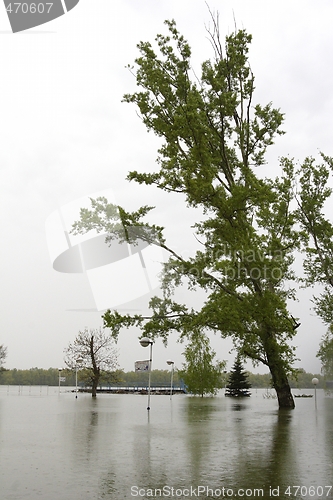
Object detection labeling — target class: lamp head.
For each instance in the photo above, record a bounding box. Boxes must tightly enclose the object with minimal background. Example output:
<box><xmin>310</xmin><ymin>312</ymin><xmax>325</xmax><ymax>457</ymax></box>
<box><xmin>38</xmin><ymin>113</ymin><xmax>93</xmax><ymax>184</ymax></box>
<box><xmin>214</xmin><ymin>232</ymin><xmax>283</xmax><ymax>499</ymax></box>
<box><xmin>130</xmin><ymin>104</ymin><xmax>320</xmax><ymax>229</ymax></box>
<box><xmin>139</xmin><ymin>337</ymin><xmax>152</xmax><ymax>348</ymax></box>
<box><xmin>166</xmin><ymin>360</ymin><xmax>174</xmax><ymax>366</ymax></box>
<box><xmin>312</xmin><ymin>377</ymin><xmax>319</xmax><ymax>386</ymax></box>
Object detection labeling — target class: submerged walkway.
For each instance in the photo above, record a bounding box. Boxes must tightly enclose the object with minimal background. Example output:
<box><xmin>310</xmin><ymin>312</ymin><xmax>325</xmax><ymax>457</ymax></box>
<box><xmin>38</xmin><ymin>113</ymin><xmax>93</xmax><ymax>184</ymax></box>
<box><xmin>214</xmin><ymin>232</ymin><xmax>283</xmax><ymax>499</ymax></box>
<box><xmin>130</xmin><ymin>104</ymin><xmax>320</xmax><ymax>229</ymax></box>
<box><xmin>78</xmin><ymin>386</ymin><xmax>186</xmax><ymax>395</ymax></box>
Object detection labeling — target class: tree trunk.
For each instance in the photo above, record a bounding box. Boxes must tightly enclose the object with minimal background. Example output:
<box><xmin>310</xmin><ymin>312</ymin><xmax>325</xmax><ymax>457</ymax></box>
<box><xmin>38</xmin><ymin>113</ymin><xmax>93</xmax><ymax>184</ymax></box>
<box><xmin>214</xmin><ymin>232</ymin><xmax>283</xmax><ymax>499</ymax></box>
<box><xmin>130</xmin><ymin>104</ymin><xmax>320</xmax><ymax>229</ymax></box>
<box><xmin>273</xmin><ymin>380</ymin><xmax>295</xmax><ymax>409</ymax></box>
<box><xmin>91</xmin><ymin>378</ymin><xmax>98</xmax><ymax>398</ymax></box>
<box><xmin>265</xmin><ymin>338</ymin><xmax>295</xmax><ymax>409</ymax></box>
<box><xmin>269</xmin><ymin>368</ymin><xmax>295</xmax><ymax>409</ymax></box>
<box><xmin>90</xmin><ymin>335</ymin><xmax>100</xmax><ymax>398</ymax></box>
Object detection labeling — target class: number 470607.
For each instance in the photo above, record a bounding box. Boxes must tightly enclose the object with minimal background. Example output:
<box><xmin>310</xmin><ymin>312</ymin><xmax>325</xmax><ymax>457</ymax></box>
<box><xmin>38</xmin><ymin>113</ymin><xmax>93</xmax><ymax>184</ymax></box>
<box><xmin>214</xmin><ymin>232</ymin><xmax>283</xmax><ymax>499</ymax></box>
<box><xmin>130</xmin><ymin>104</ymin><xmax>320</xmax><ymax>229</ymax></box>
<box><xmin>284</xmin><ymin>485</ymin><xmax>332</xmax><ymax>497</ymax></box>
<box><xmin>6</xmin><ymin>3</ymin><xmax>53</xmax><ymax>14</ymax></box>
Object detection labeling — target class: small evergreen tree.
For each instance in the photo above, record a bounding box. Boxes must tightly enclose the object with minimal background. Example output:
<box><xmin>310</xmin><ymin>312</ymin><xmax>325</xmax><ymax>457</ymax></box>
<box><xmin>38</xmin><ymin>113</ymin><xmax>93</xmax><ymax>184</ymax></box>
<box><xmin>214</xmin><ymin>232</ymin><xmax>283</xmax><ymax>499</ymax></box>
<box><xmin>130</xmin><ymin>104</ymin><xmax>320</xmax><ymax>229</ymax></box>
<box><xmin>225</xmin><ymin>356</ymin><xmax>251</xmax><ymax>397</ymax></box>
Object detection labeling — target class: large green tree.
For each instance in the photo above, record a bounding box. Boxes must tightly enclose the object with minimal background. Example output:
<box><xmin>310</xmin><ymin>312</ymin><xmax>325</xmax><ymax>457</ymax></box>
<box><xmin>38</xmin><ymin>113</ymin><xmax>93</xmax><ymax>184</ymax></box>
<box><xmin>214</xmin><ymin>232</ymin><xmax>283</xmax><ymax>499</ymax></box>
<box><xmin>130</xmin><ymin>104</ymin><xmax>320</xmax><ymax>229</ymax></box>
<box><xmin>73</xmin><ymin>20</ymin><xmax>302</xmax><ymax>408</ymax></box>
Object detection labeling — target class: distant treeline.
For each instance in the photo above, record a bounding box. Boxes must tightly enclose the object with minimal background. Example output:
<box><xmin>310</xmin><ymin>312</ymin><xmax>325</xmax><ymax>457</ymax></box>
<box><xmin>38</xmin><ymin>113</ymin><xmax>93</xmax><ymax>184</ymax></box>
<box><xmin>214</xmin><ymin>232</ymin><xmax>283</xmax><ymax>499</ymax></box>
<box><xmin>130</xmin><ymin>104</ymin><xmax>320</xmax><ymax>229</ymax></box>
<box><xmin>0</xmin><ymin>367</ymin><xmax>326</xmax><ymax>388</ymax></box>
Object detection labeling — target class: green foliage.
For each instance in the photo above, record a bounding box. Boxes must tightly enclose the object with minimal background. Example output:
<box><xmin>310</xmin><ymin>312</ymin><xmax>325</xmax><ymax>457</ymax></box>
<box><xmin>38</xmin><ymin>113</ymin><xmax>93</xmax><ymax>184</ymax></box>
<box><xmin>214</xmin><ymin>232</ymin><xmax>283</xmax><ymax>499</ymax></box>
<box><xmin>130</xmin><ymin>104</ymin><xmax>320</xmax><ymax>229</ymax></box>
<box><xmin>225</xmin><ymin>356</ymin><xmax>251</xmax><ymax>397</ymax></box>
<box><xmin>316</xmin><ymin>326</ymin><xmax>333</xmax><ymax>379</ymax></box>
<box><xmin>246</xmin><ymin>372</ymin><xmax>272</xmax><ymax>388</ymax></box>
<box><xmin>288</xmin><ymin>369</ymin><xmax>325</xmax><ymax>388</ymax></box>
<box><xmin>0</xmin><ymin>367</ymin><xmax>75</xmax><ymax>386</ymax></box>
<box><xmin>178</xmin><ymin>332</ymin><xmax>225</xmax><ymax>397</ymax></box>
<box><xmin>72</xmin><ymin>18</ymin><xmax>305</xmax><ymax>408</ymax></box>
<box><xmin>296</xmin><ymin>153</ymin><xmax>333</xmax><ymax>323</ymax></box>
<box><xmin>0</xmin><ymin>367</ymin><xmax>182</xmax><ymax>388</ymax></box>
<box><xmin>119</xmin><ymin>369</ymin><xmax>181</xmax><ymax>387</ymax></box>
<box><xmin>0</xmin><ymin>365</ymin><xmax>185</xmax><ymax>388</ymax></box>
<box><xmin>0</xmin><ymin>367</ymin><xmax>325</xmax><ymax>388</ymax></box>
<box><xmin>295</xmin><ymin>154</ymin><xmax>333</xmax><ymax>377</ymax></box>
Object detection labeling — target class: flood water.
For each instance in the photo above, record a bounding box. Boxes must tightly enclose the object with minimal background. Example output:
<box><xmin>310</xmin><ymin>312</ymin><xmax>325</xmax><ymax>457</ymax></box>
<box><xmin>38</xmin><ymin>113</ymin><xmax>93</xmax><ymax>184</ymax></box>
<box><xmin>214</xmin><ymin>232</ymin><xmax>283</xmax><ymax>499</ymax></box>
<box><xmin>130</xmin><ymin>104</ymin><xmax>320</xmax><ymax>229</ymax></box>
<box><xmin>0</xmin><ymin>386</ymin><xmax>332</xmax><ymax>500</ymax></box>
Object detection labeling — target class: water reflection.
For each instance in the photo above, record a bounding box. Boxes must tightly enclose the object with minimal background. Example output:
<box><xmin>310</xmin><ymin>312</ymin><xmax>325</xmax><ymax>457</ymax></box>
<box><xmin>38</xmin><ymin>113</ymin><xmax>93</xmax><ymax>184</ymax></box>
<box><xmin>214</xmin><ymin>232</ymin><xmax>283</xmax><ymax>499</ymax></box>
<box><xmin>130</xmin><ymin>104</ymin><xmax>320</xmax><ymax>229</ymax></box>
<box><xmin>60</xmin><ymin>395</ymin><xmax>120</xmax><ymax>470</ymax></box>
<box><xmin>0</xmin><ymin>389</ymin><xmax>332</xmax><ymax>500</ymax></box>
<box><xmin>182</xmin><ymin>397</ymin><xmax>220</xmax><ymax>483</ymax></box>
<box><xmin>324</xmin><ymin>396</ymin><xmax>333</xmax><ymax>466</ymax></box>
<box><xmin>231</xmin><ymin>402</ymin><xmax>246</xmax><ymax>411</ymax></box>
<box><xmin>232</xmin><ymin>409</ymin><xmax>298</xmax><ymax>493</ymax></box>
<box><xmin>66</xmin><ymin>398</ymin><xmax>99</xmax><ymax>463</ymax></box>
<box><xmin>180</xmin><ymin>396</ymin><xmax>302</xmax><ymax>496</ymax></box>
<box><xmin>100</xmin><ymin>398</ymin><xmax>179</xmax><ymax>498</ymax></box>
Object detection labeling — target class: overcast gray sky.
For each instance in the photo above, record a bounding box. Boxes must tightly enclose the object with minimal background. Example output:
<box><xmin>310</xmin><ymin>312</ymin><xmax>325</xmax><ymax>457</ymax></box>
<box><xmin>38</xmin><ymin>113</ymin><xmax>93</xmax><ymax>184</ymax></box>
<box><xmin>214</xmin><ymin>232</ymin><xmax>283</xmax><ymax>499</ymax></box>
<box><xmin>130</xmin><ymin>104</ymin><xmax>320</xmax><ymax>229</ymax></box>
<box><xmin>1</xmin><ymin>0</ymin><xmax>332</xmax><ymax>374</ymax></box>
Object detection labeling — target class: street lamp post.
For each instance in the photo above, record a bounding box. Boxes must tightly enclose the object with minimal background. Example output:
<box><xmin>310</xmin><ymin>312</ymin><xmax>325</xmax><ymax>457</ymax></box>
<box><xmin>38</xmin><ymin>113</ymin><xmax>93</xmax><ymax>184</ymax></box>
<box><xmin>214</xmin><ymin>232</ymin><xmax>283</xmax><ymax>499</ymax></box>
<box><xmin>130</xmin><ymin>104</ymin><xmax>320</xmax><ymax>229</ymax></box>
<box><xmin>312</xmin><ymin>377</ymin><xmax>319</xmax><ymax>409</ymax></box>
<box><xmin>223</xmin><ymin>370</ymin><xmax>228</xmax><ymax>391</ymax></box>
<box><xmin>58</xmin><ymin>368</ymin><xmax>62</xmax><ymax>394</ymax></box>
<box><xmin>166</xmin><ymin>360</ymin><xmax>174</xmax><ymax>400</ymax></box>
<box><xmin>139</xmin><ymin>337</ymin><xmax>153</xmax><ymax>411</ymax></box>
<box><xmin>75</xmin><ymin>358</ymin><xmax>83</xmax><ymax>399</ymax></box>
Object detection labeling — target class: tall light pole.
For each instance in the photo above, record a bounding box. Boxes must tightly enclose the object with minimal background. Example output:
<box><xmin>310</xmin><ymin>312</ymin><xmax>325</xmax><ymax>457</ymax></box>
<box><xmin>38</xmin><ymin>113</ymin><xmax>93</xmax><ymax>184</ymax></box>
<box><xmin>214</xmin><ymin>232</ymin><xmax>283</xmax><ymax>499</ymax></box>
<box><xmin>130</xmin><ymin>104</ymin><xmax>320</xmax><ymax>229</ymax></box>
<box><xmin>312</xmin><ymin>377</ymin><xmax>319</xmax><ymax>409</ymax></box>
<box><xmin>58</xmin><ymin>368</ymin><xmax>62</xmax><ymax>395</ymax></box>
<box><xmin>166</xmin><ymin>360</ymin><xmax>174</xmax><ymax>400</ymax></box>
<box><xmin>140</xmin><ymin>337</ymin><xmax>153</xmax><ymax>411</ymax></box>
<box><xmin>75</xmin><ymin>358</ymin><xmax>83</xmax><ymax>399</ymax></box>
